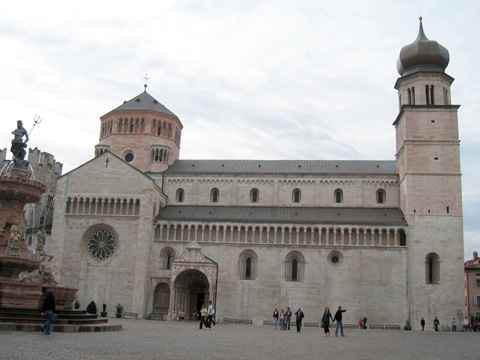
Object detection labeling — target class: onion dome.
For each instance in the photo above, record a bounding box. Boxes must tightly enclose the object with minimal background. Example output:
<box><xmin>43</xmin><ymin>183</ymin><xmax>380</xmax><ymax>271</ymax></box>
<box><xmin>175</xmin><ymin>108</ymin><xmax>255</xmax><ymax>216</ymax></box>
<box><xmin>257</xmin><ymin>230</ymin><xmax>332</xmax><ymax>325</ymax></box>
<box><xmin>397</xmin><ymin>17</ymin><xmax>449</xmax><ymax>76</ymax></box>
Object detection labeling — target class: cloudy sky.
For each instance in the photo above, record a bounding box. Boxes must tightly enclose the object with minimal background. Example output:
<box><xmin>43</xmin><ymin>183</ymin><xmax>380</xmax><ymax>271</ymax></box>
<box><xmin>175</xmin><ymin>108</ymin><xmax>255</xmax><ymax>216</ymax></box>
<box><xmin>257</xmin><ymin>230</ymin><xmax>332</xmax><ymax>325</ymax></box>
<box><xmin>0</xmin><ymin>1</ymin><xmax>478</xmax><ymax>258</ymax></box>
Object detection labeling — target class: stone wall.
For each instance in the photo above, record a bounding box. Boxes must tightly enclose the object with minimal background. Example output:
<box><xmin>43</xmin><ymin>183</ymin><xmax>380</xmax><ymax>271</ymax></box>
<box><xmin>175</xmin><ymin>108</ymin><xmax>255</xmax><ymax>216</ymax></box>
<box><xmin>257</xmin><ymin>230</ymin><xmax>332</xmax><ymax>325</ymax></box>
<box><xmin>163</xmin><ymin>175</ymin><xmax>400</xmax><ymax>208</ymax></box>
<box><xmin>149</xmin><ymin>240</ymin><xmax>408</xmax><ymax>326</ymax></box>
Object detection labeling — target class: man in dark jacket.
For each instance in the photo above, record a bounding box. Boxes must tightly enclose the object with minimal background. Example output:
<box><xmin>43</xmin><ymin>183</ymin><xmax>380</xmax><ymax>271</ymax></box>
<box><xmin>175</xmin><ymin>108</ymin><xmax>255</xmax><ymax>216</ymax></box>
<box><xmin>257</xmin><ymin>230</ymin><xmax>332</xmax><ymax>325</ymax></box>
<box><xmin>334</xmin><ymin>306</ymin><xmax>347</xmax><ymax>337</ymax></box>
<box><xmin>295</xmin><ymin>308</ymin><xmax>305</xmax><ymax>333</ymax></box>
<box><xmin>40</xmin><ymin>289</ymin><xmax>56</xmax><ymax>335</ymax></box>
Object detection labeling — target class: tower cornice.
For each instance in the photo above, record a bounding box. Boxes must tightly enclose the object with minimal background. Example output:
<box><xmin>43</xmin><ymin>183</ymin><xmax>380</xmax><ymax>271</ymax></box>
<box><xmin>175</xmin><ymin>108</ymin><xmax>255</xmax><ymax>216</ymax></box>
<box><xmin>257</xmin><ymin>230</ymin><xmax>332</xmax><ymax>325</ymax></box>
<box><xmin>393</xmin><ymin>104</ymin><xmax>461</xmax><ymax>126</ymax></box>
<box><xmin>394</xmin><ymin>71</ymin><xmax>454</xmax><ymax>90</ymax></box>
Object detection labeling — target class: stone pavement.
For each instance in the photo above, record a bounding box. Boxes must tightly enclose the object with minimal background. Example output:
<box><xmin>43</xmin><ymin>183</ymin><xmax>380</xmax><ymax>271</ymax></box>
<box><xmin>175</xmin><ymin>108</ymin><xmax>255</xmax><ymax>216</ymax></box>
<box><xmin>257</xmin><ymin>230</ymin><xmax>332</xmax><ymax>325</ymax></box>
<box><xmin>1</xmin><ymin>319</ymin><xmax>479</xmax><ymax>360</ymax></box>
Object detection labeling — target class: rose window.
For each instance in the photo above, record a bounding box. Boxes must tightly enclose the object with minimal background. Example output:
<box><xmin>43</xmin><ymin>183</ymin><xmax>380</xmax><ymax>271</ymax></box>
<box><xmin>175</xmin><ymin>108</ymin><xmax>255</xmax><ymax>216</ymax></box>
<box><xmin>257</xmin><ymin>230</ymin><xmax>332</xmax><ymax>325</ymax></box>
<box><xmin>88</xmin><ymin>229</ymin><xmax>116</xmax><ymax>260</ymax></box>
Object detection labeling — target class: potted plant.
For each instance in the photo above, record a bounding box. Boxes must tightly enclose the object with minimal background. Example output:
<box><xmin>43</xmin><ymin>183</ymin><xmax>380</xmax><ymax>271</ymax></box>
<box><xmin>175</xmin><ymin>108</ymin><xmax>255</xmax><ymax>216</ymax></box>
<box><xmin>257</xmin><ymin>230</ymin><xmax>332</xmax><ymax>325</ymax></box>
<box><xmin>116</xmin><ymin>304</ymin><xmax>124</xmax><ymax>318</ymax></box>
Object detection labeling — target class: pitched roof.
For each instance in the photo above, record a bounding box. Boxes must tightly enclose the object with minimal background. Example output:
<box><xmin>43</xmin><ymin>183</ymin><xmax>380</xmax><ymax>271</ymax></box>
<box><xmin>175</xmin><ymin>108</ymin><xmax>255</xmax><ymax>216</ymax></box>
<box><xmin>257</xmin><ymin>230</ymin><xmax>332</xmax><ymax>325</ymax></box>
<box><xmin>164</xmin><ymin>160</ymin><xmax>397</xmax><ymax>176</ymax></box>
<box><xmin>158</xmin><ymin>206</ymin><xmax>407</xmax><ymax>226</ymax></box>
<box><xmin>102</xmin><ymin>90</ymin><xmax>178</xmax><ymax>119</ymax></box>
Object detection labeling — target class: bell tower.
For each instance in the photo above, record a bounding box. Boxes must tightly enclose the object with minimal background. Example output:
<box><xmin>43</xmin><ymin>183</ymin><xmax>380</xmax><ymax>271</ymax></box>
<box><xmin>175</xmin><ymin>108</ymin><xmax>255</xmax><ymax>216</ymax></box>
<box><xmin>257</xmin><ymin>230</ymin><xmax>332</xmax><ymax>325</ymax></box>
<box><xmin>95</xmin><ymin>85</ymin><xmax>183</xmax><ymax>173</ymax></box>
<box><xmin>395</xmin><ymin>18</ymin><xmax>464</xmax><ymax>326</ymax></box>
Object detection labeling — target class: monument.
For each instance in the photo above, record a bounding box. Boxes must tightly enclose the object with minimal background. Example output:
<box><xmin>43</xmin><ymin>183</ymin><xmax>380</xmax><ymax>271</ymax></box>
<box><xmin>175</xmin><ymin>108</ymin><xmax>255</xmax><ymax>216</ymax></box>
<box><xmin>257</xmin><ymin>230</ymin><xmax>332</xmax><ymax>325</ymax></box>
<box><xmin>0</xmin><ymin>121</ymin><xmax>77</xmax><ymax>309</ymax></box>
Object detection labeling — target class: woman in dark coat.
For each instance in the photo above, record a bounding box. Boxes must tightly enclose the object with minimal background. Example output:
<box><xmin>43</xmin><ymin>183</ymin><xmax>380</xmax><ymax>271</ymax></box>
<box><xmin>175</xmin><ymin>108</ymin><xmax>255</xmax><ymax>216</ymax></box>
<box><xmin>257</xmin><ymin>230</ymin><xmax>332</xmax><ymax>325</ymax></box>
<box><xmin>321</xmin><ymin>307</ymin><xmax>334</xmax><ymax>336</ymax></box>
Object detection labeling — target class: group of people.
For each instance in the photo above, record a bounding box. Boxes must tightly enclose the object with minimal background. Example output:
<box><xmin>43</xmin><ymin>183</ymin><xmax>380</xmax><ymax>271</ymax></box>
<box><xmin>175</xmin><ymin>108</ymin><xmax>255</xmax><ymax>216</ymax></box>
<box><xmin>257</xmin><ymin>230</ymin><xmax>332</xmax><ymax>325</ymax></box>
<box><xmin>272</xmin><ymin>307</ymin><xmax>305</xmax><ymax>333</ymax></box>
<box><xmin>320</xmin><ymin>306</ymin><xmax>347</xmax><ymax>336</ymax></box>
<box><xmin>273</xmin><ymin>306</ymin><xmax>347</xmax><ymax>336</ymax></box>
<box><xmin>199</xmin><ymin>301</ymin><xmax>216</xmax><ymax>329</ymax></box>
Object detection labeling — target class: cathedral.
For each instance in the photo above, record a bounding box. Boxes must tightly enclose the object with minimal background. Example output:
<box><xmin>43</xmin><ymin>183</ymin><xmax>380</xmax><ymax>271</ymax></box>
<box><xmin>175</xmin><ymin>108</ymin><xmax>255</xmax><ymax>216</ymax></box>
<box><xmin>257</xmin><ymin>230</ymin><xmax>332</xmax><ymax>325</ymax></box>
<box><xmin>49</xmin><ymin>20</ymin><xmax>464</xmax><ymax>327</ymax></box>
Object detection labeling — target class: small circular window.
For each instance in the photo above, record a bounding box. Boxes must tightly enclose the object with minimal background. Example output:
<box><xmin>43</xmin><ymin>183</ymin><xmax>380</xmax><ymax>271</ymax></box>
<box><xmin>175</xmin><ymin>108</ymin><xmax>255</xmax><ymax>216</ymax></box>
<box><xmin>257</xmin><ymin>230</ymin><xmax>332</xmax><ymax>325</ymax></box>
<box><xmin>88</xmin><ymin>229</ymin><xmax>117</xmax><ymax>261</ymax></box>
<box><xmin>328</xmin><ymin>250</ymin><xmax>343</xmax><ymax>265</ymax></box>
<box><xmin>124</xmin><ymin>152</ymin><xmax>134</xmax><ymax>163</ymax></box>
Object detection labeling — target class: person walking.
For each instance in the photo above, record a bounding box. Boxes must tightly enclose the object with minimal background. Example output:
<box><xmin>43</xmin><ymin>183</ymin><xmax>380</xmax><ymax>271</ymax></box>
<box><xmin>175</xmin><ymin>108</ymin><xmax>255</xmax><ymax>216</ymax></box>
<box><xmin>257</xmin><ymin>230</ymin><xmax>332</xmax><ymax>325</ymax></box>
<box><xmin>40</xmin><ymin>289</ymin><xmax>56</xmax><ymax>335</ymax></box>
<box><xmin>279</xmin><ymin>309</ymin><xmax>285</xmax><ymax>330</ymax></box>
<box><xmin>451</xmin><ymin>317</ymin><xmax>457</xmax><ymax>332</ymax></box>
<box><xmin>273</xmin><ymin>308</ymin><xmax>279</xmax><ymax>329</ymax></box>
<box><xmin>433</xmin><ymin>317</ymin><xmax>440</xmax><ymax>332</ymax></box>
<box><xmin>295</xmin><ymin>308</ymin><xmax>305</xmax><ymax>333</ymax></box>
<box><xmin>463</xmin><ymin>317</ymin><xmax>469</xmax><ymax>332</ymax></box>
<box><xmin>207</xmin><ymin>301</ymin><xmax>216</xmax><ymax>328</ymax></box>
<box><xmin>199</xmin><ymin>304</ymin><xmax>208</xmax><ymax>329</ymax></box>
<box><xmin>334</xmin><ymin>306</ymin><xmax>347</xmax><ymax>337</ymax></box>
<box><xmin>321</xmin><ymin>307</ymin><xmax>334</xmax><ymax>336</ymax></box>
<box><xmin>286</xmin><ymin>307</ymin><xmax>292</xmax><ymax>330</ymax></box>
<box><xmin>420</xmin><ymin>317</ymin><xmax>426</xmax><ymax>331</ymax></box>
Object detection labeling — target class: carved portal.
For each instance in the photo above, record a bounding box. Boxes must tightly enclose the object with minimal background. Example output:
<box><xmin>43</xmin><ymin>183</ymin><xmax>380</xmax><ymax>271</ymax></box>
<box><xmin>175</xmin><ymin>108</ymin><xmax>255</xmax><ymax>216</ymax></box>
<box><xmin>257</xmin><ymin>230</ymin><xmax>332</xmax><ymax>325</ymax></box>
<box><xmin>167</xmin><ymin>241</ymin><xmax>217</xmax><ymax>320</ymax></box>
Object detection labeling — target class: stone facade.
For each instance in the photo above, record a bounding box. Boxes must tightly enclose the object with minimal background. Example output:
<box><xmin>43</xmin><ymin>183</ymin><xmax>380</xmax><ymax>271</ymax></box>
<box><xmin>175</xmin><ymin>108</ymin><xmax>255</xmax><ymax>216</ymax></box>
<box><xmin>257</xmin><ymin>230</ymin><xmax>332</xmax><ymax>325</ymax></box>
<box><xmin>23</xmin><ymin>148</ymin><xmax>63</xmax><ymax>252</ymax></box>
<box><xmin>464</xmin><ymin>252</ymin><xmax>480</xmax><ymax>322</ymax></box>
<box><xmin>49</xmin><ymin>22</ymin><xmax>465</xmax><ymax>328</ymax></box>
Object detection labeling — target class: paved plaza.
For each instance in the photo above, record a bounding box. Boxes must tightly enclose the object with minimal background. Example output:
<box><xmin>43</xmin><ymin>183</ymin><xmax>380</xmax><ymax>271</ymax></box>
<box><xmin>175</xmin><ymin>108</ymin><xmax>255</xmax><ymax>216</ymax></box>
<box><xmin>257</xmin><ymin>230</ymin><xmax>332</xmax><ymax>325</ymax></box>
<box><xmin>1</xmin><ymin>319</ymin><xmax>479</xmax><ymax>360</ymax></box>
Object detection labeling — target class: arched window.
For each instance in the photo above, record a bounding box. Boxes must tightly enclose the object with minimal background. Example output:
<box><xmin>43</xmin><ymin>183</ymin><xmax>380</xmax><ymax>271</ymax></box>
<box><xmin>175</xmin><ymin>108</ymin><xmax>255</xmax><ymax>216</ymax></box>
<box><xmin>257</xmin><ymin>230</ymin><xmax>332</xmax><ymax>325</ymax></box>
<box><xmin>376</xmin><ymin>188</ymin><xmax>386</xmax><ymax>204</ymax></box>
<box><xmin>160</xmin><ymin>247</ymin><xmax>175</xmax><ymax>270</ymax></box>
<box><xmin>176</xmin><ymin>188</ymin><xmax>184</xmax><ymax>203</ymax></box>
<box><xmin>250</xmin><ymin>188</ymin><xmax>259</xmax><ymax>203</ymax></box>
<box><xmin>334</xmin><ymin>188</ymin><xmax>343</xmax><ymax>204</ymax></box>
<box><xmin>285</xmin><ymin>251</ymin><xmax>305</xmax><ymax>282</ymax></box>
<box><xmin>245</xmin><ymin>257</ymin><xmax>252</xmax><ymax>279</ymax></box>
<box><xmin>292</xmin><ymin>188</ymin><xmax>301</xmax><ymax>203</ymax></box>
<box><xmin>425</xmin><ymin>252</ymin><xmax>440</xmax><ymax>284</ymax></box>
<box><xmin>210</xmin><ymin>188</ymin><xmax>220</xmax><ymax>203</ymax></box>
<box><xmin>239</xmin><ymin>249</ymin><xmax>258</xmax><ymax>280</ymax></box>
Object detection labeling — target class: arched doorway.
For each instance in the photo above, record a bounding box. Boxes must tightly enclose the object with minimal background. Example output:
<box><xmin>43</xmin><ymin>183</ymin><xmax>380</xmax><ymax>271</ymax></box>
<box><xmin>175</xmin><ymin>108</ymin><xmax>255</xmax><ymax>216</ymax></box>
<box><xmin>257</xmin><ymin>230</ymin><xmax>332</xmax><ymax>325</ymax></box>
<box><xmin>152</xmin><ymin>283</ymin><xmax>170</xmax><ymax>319</ymax></box>
<box><xmin>174</xmin><ymin>269</ymin><xmax>209</xmax><ymax>320</ymax></box>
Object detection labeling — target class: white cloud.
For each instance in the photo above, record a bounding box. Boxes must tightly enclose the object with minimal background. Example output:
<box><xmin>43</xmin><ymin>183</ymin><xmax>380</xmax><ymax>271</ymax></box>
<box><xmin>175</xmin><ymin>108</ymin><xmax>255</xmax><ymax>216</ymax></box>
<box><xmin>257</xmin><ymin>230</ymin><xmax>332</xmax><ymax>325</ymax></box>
<box><xmin>1</xmin><ymin>0</ymin><xmax>479</xmax><ymax>257</ymax></box>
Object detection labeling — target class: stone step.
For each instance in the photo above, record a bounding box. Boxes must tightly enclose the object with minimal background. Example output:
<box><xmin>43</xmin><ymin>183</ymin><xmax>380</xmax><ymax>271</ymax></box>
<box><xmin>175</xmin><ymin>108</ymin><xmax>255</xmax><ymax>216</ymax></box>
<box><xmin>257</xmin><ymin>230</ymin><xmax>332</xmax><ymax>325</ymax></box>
<box><xmin>0</xmin><ymin>316</ymin><xmax>108</xmax><ymax>325</ymax></box>
<box><xmin>0</xmin><ymin>311</ymin><xmax>98</xmax><ymax>320</ymax></box>
<box><xmin>0</xmin><ymin>307</ymin><xmax>87</xmax><ymax>315</ymax></box>
<box><xmin>0</xmin><ymin>322</ymin><xmax>122</xmax><ymax>333</ymax></box>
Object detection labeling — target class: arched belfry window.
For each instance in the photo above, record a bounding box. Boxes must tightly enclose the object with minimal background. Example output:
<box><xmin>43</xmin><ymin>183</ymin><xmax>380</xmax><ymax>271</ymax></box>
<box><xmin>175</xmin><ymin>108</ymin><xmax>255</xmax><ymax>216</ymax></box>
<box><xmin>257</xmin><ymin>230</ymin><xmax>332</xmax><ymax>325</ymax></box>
<box><xmin>250</xmin><ymin>188</ymin><xmax>259</xmax><ymax>203</ymax></box>
<box><xmin>426</xmin><ymin>84</ymin><xmax>435</xmax><ymax>105</ymax></box>
<box><xmin>285</xmin><ymin>251</ymin><xmax>305</xmax><ymax>282</ymax></box>
<box><xmin>376</xmin><ymin>189</ymin><xmax>386</xmax><ymax>204</ymax></box>
<box><xmin>239</xmin><ymin>249</ymin><xmax>258</xmax><ymax>280</ymax></box>
<box><xmin>398</xmin><ymin>229</ymin><xmax>407</xmax><ymax>246</ymax></box>
<box><xmin>292</xmin><ymin>188</ymin><xmax>301</xmax><ymax>203</ymax></box>
<box><xmin>210</xmin><ymin>188</ymin><xmax>220</xmax><ymax>203</ymax></box>
<box><xmin>334</xmin><ymin>189</ymin><xmax>343</xmax><ymax>204</ymax></box>
<box><xmin>425</xmin><ymin>252</ymin><xmax>440</xmax><ymax>284</ymax></box>
<box><xmin>160</xmin><ymin>247</ymin><xmax>175</xmax><ymax>270</ymax></box>
<box><xmin>176</xmin><ymin>188</ymin><xmax>184</xmax><ymax>203</ymax></box>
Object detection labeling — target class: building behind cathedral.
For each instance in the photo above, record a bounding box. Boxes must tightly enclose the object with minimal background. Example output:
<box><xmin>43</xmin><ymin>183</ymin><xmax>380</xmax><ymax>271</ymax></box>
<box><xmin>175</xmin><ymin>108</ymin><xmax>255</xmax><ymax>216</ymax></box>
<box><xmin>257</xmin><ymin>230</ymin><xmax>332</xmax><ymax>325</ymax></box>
<box><xmin>48</xmin><ymin>20</ymin><xmax>465</xmax><ymax>327</ymax></box>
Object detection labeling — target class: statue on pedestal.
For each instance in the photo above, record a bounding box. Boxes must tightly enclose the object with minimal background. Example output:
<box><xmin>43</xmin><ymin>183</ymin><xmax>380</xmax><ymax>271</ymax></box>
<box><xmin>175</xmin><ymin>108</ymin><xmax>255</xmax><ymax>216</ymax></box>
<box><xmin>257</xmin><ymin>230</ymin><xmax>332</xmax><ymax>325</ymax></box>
<box><xmin>10</xmin><ymin>120</ymin><xmax>29</xmax><ymax>168</ymax></box>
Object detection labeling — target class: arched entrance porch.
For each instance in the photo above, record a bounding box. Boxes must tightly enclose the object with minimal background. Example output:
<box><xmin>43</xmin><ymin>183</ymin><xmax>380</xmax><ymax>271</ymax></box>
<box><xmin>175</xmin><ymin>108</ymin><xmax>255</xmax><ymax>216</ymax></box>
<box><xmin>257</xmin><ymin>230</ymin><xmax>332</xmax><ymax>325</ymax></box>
<box><xmin>173</xmin><ymin>269</ymin><xmax>209</xmax><ymax>320</ymax></box>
